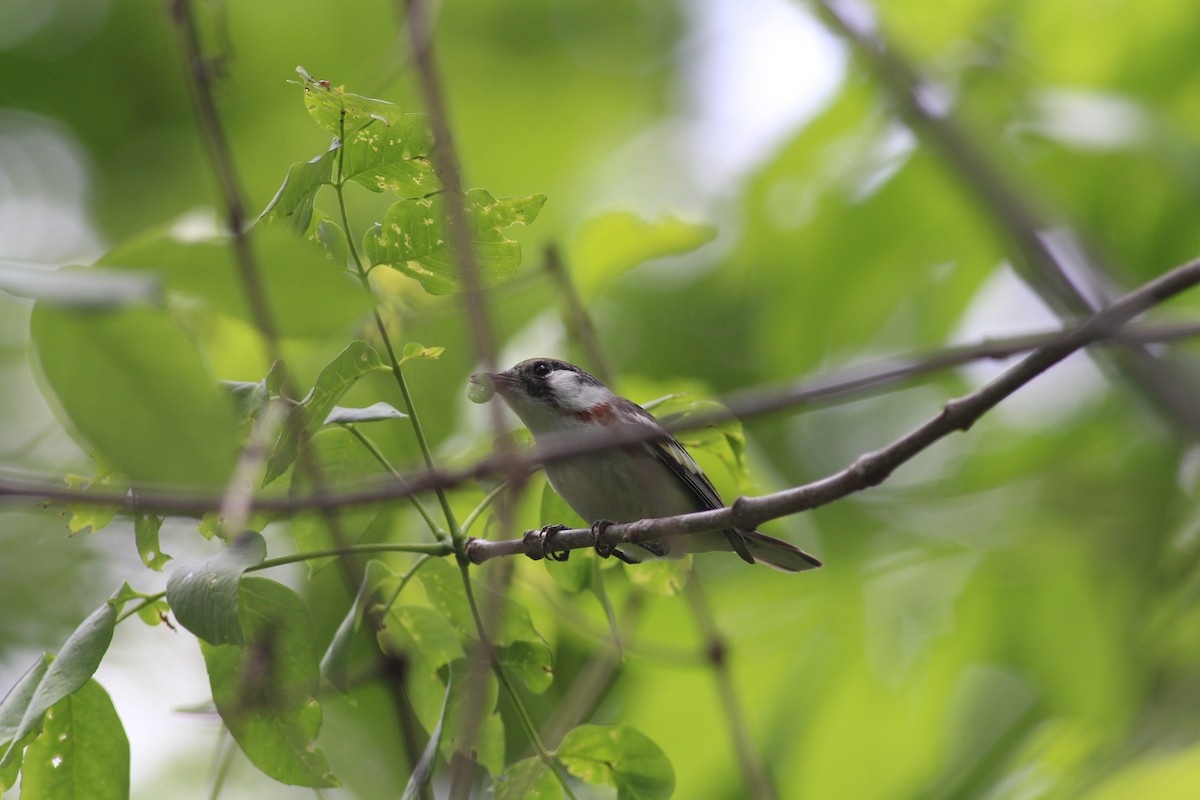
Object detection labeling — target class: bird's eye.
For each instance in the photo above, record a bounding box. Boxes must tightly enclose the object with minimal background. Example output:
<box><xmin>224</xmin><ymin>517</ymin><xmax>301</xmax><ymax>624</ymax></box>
<box><xmin>532</xmin><ymin>362</ymin><xmax>552</xmax><ymax>378</ymax></box>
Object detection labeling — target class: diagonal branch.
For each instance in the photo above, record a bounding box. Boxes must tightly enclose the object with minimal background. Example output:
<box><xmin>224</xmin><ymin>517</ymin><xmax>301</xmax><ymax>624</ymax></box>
<box><xmin>809</xmin><ymin>0</ymin><xmax>1200</xmax><ymax>435</ymax></box>
<box><xmin>4</xmin><ymin>299</ymin><xmax>1200</xmax><ymax>515</ymax></box>
<box><xmin>466</xmin><ymin>254</ymin><xmax>1200</xmax><ymax>563</ymax></box>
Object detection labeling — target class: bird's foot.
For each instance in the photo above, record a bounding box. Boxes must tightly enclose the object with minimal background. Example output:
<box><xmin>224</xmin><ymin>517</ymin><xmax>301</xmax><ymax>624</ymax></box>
<box><xmin>592</xmin><ymin>520</ymin><xmax>638</xmax><ymax>564</ymax></box>
<box><xmin>523</xmin><ymin>524</ymin><xmax>571</xmax><ymax>562</ymax></box>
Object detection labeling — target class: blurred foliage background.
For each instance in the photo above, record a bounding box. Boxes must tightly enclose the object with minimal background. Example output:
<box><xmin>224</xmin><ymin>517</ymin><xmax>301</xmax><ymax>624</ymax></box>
<box><xmin>4</xmin><ymin>0</ymin><xmax>1200</xmax><ymax>797</ymax></box>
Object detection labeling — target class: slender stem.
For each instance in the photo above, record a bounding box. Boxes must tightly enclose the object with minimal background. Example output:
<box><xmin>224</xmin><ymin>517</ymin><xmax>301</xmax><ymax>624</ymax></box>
<box><xmin>457</xmin><ymin>562</ymin><xmax>579</xmax><ymax>799</ymax></box>
<box><xmin>460</xmin><ymin>481</ymin><xmax>508</xmax><ymax>536</ymax></box>
<box><xmin>343</xmin><ymin>423</ymin><xmax>444</xmax><ymax>538</ymax></box>
<box><xmin>543</xmin><ymin>244</ymin><xmax>612</xmax><ymax>384</ymax></box>
<box><xmin>333</xmin><ymin>143</ymin><xmax>465</xmax><ymax>549</ymax></box>
<box><xmin>7</xmin><ymin>307</ymin><xmax>1200</xmax><ymax>515</ymax></box>
<box><xmin>248</xmin><ymin>541</ymin><xmax>452</xmax><ymax>572</ymax></box>
<box><xmin>206</xmin><ymin>728</ymin><xmax>236</xmax><ymax>800</ymax></box>
<box><xmin>116</xmin><ymin>592</ymin><xmax>167</xmax><ymax>624</ymax></box>
<box><xmin>686</xmin><ymin>577</ymin><xmax>777</xmax><ymax>800</ymax></box>
<box><xmin>379</xmin><ymin>554</ymin><xmax>434</xmax><ymax>617</ymax></box>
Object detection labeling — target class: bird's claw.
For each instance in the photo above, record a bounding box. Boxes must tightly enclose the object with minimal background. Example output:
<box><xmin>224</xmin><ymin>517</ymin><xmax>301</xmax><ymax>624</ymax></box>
<box><xmin>524</xmin><ymin>524</ymin><xmax>571</xmax><ymax>562</ymax></box>
<box><xmin>592</xmin><ymin>520</ymin><xmax>638</xmax><ymax>564</ymax></box>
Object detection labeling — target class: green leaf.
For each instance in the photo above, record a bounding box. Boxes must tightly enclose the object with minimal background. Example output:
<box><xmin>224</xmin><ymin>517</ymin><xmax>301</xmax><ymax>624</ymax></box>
<box><xmin>99</xmin><ymin>225</ymin><xmax>370</xmax><ymax>338</ymax></box>
<box><xmin>297</xmin><ymin>66</ymin><xmax>407</xmax><ymax>137</ymax></box>
<box><xmin>19</xmin><ymin>680</ymin><xmax>129</xmax><ymax>800</ymax></box>
<box><xmin>571</xmin><ymin>212</ymin><xmax>717</xmax><ymax>293</ymax></box>
<box><xmin>494</xmin><ymin>757</ymin><xmax>565</xmax><ymax>800</ymax></box>
<box><xmin>417</xmin><ymin>558</ymin><xmax>553</xmax><ymax>693</ymax></box>
<box><xmin>30</xmin><ymin>303</ymin><xmax>240</xmax><ymax>487</ymax></box>
<box><xmin>435</xmin><ymin>664</ymin><xmax>504</xmax><ymax>778</ymax></box>
<box><xmin>166</xmin><ymin>531</ymin><xmax>267</xmax><ymax>646</ymax></box>
<box><xmin>258</xmin><ymin>144</ymin><xmax>339</xmax><ymax>234</ymax></box>
<box><xmin>558</xmin><ymin>724</ymin><xmax>674</xmax><ymax>800</ymax></box>
<box><xmin>365</xmin><ymin>189</ymin><xmax>546</xmax><ymax>295</ymax></box>
<box><xmin>400</xmin><ymin>675</ymin><xmax>452</xmax><ymax>800</ymax></box>
<box><xmin>316</xmin><ymin>218</ymin><xmax>350</xmax><ymax>268</ymax></box>
<box><xmin>0</xmin><ymin>601</ymin><xmax>117</xmax><ymax>767</ymax></box>
<box><xmin>201</xmin><ymin>577</ymin><xmax>337</xmax><ymax>788</ymax></box>
<box><xmin>134</xmin><ymin>511</ymin><xmax>171</xmax><ymax>571</ymax></box>
<box><xmin>624</xmin><ymin>558</ymin><xmax>690</xmax><ymax>597</ymax></box>
<box><xmin>321</xmin><ymin>561</ymin><xmax>397</xmax><ymax>692</ymax></box>
<box><xmin>644</xmin><ymin>394</ymin><xmax>748</xmax><ymax>487</ymax></box>
<box><xmin>264</xmin><ymin>340</ymin><xmax>387</xmax><ymax>485</ymax></box>
<box><xmin>0</xmin><ymin>261</ymin><xmax>159</xmax><ymax>308</ymax></box>
<box><xmin>389</xmin><ymin>605</ymin><xmax>466</xmax><ymax>670</ymax></box>
<box><xmin>289</xmin><ymin>427</ymin><xmax>382</xmax><ymax>574</ymax></box>
<box><xmin>324</xmin><ymin>402</ymin><xmax>407</xmax><ymax>424</ymax></box>
<box><xmin>62</xmin><ymin>454</ymin><xmax>124</xmax><ymax>535</ymax></box>
<box><xmin>400</xmin><ymin>341</ymin><xmax>445</xmax><ymax>365</ymax></box>
<box><xmin>342</xmin><ymin>113</ymin><xmax>440</xmax><ymax>197</ymax></box>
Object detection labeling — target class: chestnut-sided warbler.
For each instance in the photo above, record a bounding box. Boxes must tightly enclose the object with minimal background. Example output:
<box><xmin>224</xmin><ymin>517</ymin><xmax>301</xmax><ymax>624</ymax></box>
<box><xmin>472</xmin><ymin>358</ymin><xmax>821</xmax><ymax>572</ymax></box>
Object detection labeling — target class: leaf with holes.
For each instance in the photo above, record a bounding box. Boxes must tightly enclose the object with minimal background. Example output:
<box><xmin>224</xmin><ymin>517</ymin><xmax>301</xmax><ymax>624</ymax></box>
<box><xmin>364</xmin><ymin>189</ymin><xmax>546</xmax><ymax>295</ymax></box>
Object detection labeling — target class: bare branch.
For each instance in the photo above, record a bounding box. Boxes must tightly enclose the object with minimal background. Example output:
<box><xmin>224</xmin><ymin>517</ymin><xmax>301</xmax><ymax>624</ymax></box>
<box><xmin>809</xmin><ymin>0</ymin><xmax>1200</xmax><ymax>435</ymax></box>
<box><xmin>466</xmin><ymin>254</ymin><xmax>1200</xmax><ymax>563</ymax></box>
<box><xmin>4</xmin><ymin>295</ymin><xmax>1200</xmax><ymax>516</ymax></box>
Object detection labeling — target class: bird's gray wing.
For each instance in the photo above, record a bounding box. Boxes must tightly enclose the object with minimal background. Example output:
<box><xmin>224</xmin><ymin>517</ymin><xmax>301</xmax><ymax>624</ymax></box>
<box><xmin>617</xmin><ymin>400</ymin><xmax>756</xmax><ymax>563</ymax></box>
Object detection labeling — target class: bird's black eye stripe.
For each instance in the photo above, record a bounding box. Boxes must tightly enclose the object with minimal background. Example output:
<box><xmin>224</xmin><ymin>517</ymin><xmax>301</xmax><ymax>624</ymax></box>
<box><xmin>532</xmin><ymin>361</ymin><xmax>552</xmax><ymax>378</ymax></box>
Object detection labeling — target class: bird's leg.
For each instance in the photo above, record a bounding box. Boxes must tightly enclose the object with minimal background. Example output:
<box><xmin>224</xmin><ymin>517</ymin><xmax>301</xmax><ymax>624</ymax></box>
<box><xmin>592</xmin><ymin>520</ymin><xmax>638</xmax><ymax>564</ymax></box>
<box><xmin>523</xmin><ymin>524</ymin><xmax>571</xmax><ymax>562</ymax></box>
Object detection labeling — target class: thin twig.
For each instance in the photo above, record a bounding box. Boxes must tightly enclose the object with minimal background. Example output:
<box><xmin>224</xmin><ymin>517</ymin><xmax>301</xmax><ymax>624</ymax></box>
<box><xmin>6</xmin><ymin>312</ymin><xmax>1200</xmax><ymax>514</ymax></box>
<box><xmin>466</xmin><ymin>255</ymin><xmax>1200</xmax><ymax>562</ymax></box>
<box><xmin>543</xmin><ymin>244</ymin><xmax>613</xmax><ymax>384</ymax></box>
<box><xmin>686</xmin><ymin>578</ymin><xmax>777</xmax><ymax>800</ymax></box>
<box><xmin>170</xmin><ymin>0</ymin><xmax>427</xmax><ymax>780</ymax></box>
<box><xmin>809</xmin><ymin>0</ymin><xmax>1200</xmax><ymax>435</ymax></box>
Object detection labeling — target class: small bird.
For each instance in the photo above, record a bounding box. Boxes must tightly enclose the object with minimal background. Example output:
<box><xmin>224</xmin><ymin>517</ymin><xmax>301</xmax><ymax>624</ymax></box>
<box><xmin>472</xmin><ymin>358</ymin><xmax>821</xmax><ymax>572</ymax></box>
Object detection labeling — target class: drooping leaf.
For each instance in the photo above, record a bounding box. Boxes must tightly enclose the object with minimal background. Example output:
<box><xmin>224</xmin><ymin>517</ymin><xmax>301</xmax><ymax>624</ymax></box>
<box><xmin>258</xmin><ymin>144</ymin><xmax>339</xmax><ymax>234</ymax></box>
<box><xmin>166</xmin><ymin>531</ymin><xmax>267</xmax><ymax>646</ymax></box>
<box><xmin>264</xmin><ymin>340</ymin><xmax>387</xmax><ymax>485</ymax></box>
<box><xmin>18</xmin><ymin>679</ymin><xmax>129</xmax><ymax>800</ymax></box>
<box><xmin>201</xmin><ymin>577</ymin><xmax>337</xmax><ymax>788</ymax></box>
<box><xmin>558</xmin><ymin>724</ymin><xmax>674</xmax><ymax>800</ymax></box>
<box><xmin>364</xmin><ymin>189</ymin><xmax>546</xmax><ymax>295</ymax></box>
<box><xmin>30</xmin><ymin>303</ymin><xmax>240</xmax><ymax>487</ymax></box>
<box><xmin>0</xmin><ymin>600</ymin><xmax>117</xmax><ymax>767</ymax></box>
<box><xmin>134</xmin><ymin>511</ymin><xmax>170</xmax><ymax>570</ymax></box>
<box><xmin>0</xmin><ymin>261</ymin><xmax>159</xmax><ymax>308</ymax></box>
<box><xmin>324</xmin><ymin>402</ymin><xmax>407</xmax><ymax>425</ymax></box>
<box><xmin>321</xmin><ymin>561</ymin><xmax>398</xmax><ymax>692</ymax></box>
<box><xmin>400</xmin><ymin>674</ymin><xmax>452</xmax><ymax>800</ymax></box>
<box><xmin>316</xmin><ymin>218</ymin><xmax>351</xmax><ymax>268</ymax></box>
<box><xmin>571</xmin><ymin>212</ymin><xmax>717</xmax><ymax>293</ymax></box>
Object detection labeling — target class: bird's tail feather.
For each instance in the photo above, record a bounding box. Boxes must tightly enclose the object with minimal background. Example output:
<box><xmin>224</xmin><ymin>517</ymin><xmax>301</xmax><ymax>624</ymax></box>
<box><xmin>742</xmin><ymin>530</ymin><xmax>822</xmax><ymax>572</ymax></box>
